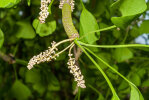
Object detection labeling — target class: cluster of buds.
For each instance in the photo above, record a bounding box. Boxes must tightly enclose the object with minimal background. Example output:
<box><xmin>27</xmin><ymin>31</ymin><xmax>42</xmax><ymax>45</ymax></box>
<box><xmin>59</xmin><ymin>0</ymin><xmax>75</xmax><ymax>12</ymax></box>
<box><xmin>67</xmin><ymin>54</ymin><xmax>86</xmax><ymax>88</ymax></box>
<box><xmin>70</xmin><ymin>0</ymin><xmax>75</xmax><ymax>11</ymax></box>
<box><xmin>39</xmin><ymin>0</ymin><xmax>51</xmax><ymax>23</ymax></box>
<box><xmin>27</xmin><ymin>41</ymin><xmax>58</xmax><ymax>70</ymax></box>
<box><xmin>59</xmin><ymin>0</ymin><xmax>64</xmax><ymax>9</ymax></box>
<box><xmin>27</xmin><ymin>38</ymin><xmax>86</xmax><ymax>89</ymax></box>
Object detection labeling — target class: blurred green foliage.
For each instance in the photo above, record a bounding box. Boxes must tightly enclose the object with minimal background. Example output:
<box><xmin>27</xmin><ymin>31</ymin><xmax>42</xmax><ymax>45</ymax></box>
<box><xmin>0</xmin><ymin>0</ymin><xmax>149</xmax><ymax>100</ymax></box>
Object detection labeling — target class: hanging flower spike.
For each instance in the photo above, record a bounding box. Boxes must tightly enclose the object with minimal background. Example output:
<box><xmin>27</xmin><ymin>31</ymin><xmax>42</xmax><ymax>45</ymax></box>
<box><xmin>27</xmin><ymin>41</ymin><xmax>58</xmax><ymax>70</ymax></box>
<box><xmin>59</xmin><ymin>0</ymin><xmax>75</xmax><ymax>12</ymax></box>
<box><xmin>39</xmin><ymin>0</ymin><xmax>51</xmax><ymax>23</ymax></box>
<box><xmin>27</xmin><ymin>38</ymin><xmax>75</xmax><ymax>70</ymax></box>
<box><xmin>59</xmin><ymin>0</ymin><xmax>65</xmax><ymax>9</ymax></box>
<box><xmin>70</xmin><ymin>0</ymin><xmax>75</xmax><ymax>11</ymax></box>
<box><xmin>67</xmin><ymin>49</ymin><xmax>86</xmax><ymax>88</ymax></box>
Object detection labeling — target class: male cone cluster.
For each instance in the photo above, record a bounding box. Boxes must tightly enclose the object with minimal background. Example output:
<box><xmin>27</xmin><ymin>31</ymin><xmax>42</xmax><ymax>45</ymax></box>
<box><xmin>39</xmin><ymin>0</ymin><xmax>51</xmax><ymax>23</ymax></box>
<box><xmin>30</xmin><ymin>0</ymin><xmax>86</xmax><ymax>89</ymax></box>
<box><xmin>67</xmin><ymin>54</ymin><xmax>86</xmax><ymax>88</ymax></box>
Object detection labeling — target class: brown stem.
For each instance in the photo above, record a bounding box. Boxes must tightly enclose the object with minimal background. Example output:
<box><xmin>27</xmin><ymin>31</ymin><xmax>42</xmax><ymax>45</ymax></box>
<box><xmin>74</xmin><ymin>46</ymin><xmax>82</xmax><ymax>61</ymax></box>
<box><xmin>73</xmin><ymin>45</ymin><xmax>82</xmax><ymax>67</ymax></box>
<box><xmin>0</xmin><ymin>51</ymin><xmax>16</xmax><ymax>64</ymax></box>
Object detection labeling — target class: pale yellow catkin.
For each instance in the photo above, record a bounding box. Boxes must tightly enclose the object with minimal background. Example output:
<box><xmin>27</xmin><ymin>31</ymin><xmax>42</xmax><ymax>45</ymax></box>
<box><xmin>39</xmin><ymin>0</ymin><xmax>51</xmax><ymax>23</ymax></box>
<box><xmin>67</xmin><ymin>53</ymin><xmax>86</xmax><ymax>88</ymax></box>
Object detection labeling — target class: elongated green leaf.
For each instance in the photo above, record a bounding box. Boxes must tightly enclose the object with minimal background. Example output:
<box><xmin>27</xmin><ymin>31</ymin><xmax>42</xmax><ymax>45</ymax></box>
<box><xmin>111</xmin><ymin>0</ymin><xmax>147</xmax><ymax>28</ymax></box>
<box><xmin>0</xmin><ymin>29</ymin><xmax>4</xmax><ymax>48</ymax></box>
<box><xmin>11</xmin><ymin>80</ymin><xmax>31</xmax><ymax>100</ymax></box>
<box><xmin>130</xmin><ymin>85</ymin><xmax>139</xmax><ymax>100</ymax></box>
<box><xmin>77</xmin><ymin>41</ymin><xmax>149</xmax><ymax>48</ymax></box>
<box><xmin>112</xmin><ymin>93</ymin><xmax>120</xmax><ymax>100</ymax></box>
<box><xmin>130</xmin><ymin>84</ymin><xmax>144</xmax><ymax>100</ymax></box>
<box><xmin>33</xmin><ymin>19</ymin><xmax>56</xmax><ymax>37</ymax></box>
<box><xmin>48</xmin><ymin>0</ymin><xmax>54</xmax><ymax>14</ymax></box>
<box><xmin>75</xmin><ymin>40</ymin><xmax>120</xmax><ymax>100</ymax></box>
<box><xmin>83</xmin><ymin>47</ymin><xmax>144</xmax><ymax>100</ymax></box>
<box><xmin>79</xmin><ymin>25</ymin><xmax>116</xmax><ymax>41</ymax></box>
<box><xmin>0</xmin><ymin>0</ymin><xmax>20</xmax><ymax>8</ymax></box>
<box><xmin>97</xmin><ymin>94</ymin><xmax>105</xmax><ymax>100</ymax></box>
<box><xmin>16</xmin><ymin>21</ymin><xmax>36</xmax><ymax>39</ymax></box>
<box><xmin>80</xmin><ymin>0</ymin><xmax>100</xmax><ymax>44</ymax></box>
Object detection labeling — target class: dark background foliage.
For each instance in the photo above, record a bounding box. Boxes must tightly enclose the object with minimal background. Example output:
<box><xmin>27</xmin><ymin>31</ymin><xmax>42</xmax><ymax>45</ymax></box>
<box><xmin>0</xmin><ymin>0</ymin><xmax>149</xmax><ymax>100</ymax></box>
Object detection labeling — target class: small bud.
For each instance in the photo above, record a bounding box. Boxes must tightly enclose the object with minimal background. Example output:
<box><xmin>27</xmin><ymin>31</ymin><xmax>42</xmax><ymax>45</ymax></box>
<box><xmin>68</xmin><ymin>53</ymin><xmax>73</xmax><ymax>57</ymax></box>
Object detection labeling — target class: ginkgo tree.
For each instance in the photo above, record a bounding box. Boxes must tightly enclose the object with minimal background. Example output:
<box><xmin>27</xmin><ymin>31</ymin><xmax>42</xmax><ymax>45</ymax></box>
<box><xmin>0</xmin><ymin>0</ymin><xmax>149</xmax><ymax>100</ymax></box>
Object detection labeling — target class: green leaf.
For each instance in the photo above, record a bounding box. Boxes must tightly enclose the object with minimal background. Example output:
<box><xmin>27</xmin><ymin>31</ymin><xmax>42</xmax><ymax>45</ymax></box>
<box><xmin>112</xmin><ymin>93</ymin><xmax>120</xmax><ymax>100</ymax></box>
<box><xmin>80</xmin><ymin>2</ymin><xmax>100</xmax><ymax>44</ymax></box>
<box><xmin>118</xmin><ymin>80</ymin><xmax>129</xmax><ymax>91</ymax></box>
<box><xmin>147</xmin><ymin>1</ymin><xmax>149</xmax><ymax>10</ymax></box>
<box><xmin>97</xmin><ymin>94</ymin><xmax>105</xmax><ymax>100</ymax></box>
<box><xmin>25</xmin><ymin>69</ymin><xmax>41</xmax><ymax>84</ymax></box>
<box><xmin>96</xmin><ymin>52</ymin><xmax>112</xmax><ymax>69</ymax></box>
<box><xmin>48</xmin><ymin>72</ymin><xmax>60</xmax><ymax>91</ymax></box>
<box><xmin>139</xmin><ymin>20</ymin><xmax>149</xmax><ymax>33</ymax></box>
<box><xmin>0</xmin><ymin>0</ymin><xmax>20</xmax><ymax>8</ymax></box>
<box><xmin>27</xmin><ymin>0</ymin><xmax>31</xmax><ymax>6</ymax></box>
<box><xmin>10</xmin><ymin>80</ymin><xmax>31</xmax><ymax>100</ymax></box>
<box><xmin>130</xmin><ymin>27</ymin><xmax>141</xmax><ymax>37</ymax></box>
<box><xmin>112</xmin><ymin>29</ymin><xmax>121</xmax><ymax>38</ymax></box>
<box><xmin>16</xmin><ymin>21</ymin><xmax>36</xmax><ymax>39</ymax></box>
<box><xmin>113</xmin><ymin>48</ymin><xmax>133</xmax><ymax>63</ymax></box>
<box><xmin>130</xmin><ymin>84</ymin><xmax>144</xmax><ymax>100</ymax></box>
<box><xmin>48</xmin><ymin>0</ymin><xmax>54</xmax><ymax>14</ymax></box>
<box><xmin>142</xmin><ymin>80</ymin><xmax>149</xmax><ymax>87</ymax></box>
<box><xmin>111</xmin><ymin>0</ymin><xmax>147</xmax><ymax>28</ymax></box>
<box><xmin>92</xmin><ymin>0</ymin><xmax>107</xmax><ymax>18</ymax></box>
<box><xmin>19</xmin><ymin>67</ymin><xmax>26</xmax><ymax>78</ymax></box>
<box><xmin>77</xmin><ymin>41</ymin><xmax>149</xmax><ymax>48</ymax></box>
<box><xmin>83</xmin><ymin>47</ymin><xmax>144</xmax><ymax>100</ymax></box>
<box><xmin>33</xmin><ymin>19</ymin><xmax>56</xmax><ymax>37</ymax></box>
<box><xmin>0</xmin><ymin>29</ymin><xmax>4</xmax><ymax>48</ymax></box>
<box><xmin>130</xmin><ymin>85</ymin><xmax>140</xmax><ymax>100</ymax></box>
<box><xmin>75</xmin><ymin>41</ymin><xmax>120</xmax><ymax>100</ymax></box>
<box><xmin>137</xmin><ymin>68</ymin><xmax>146</xmax><ymax>79</ymax></box>
<box><xmin>107</xmin><ymin>65</ymin><xmax>119</xmax><ymax>80</ymax></box>
<box><xmin>33</xmin><ymin>83</ymin><xmax>46</xmax><ymax>94</ymax></box>
<box><xmin>79</xmin><ymin>25</ymin><xmax>116</xmax><ymax>41</ymax></box>
<box><xmin>25</xmin><ymin>69</ymin><xmax>45</xmax><ymax>94</ymax></box>
<box><xmin>129</xmin><ymin>73</ymin><xmax>141</xmax><ymax>86</ymax></box>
